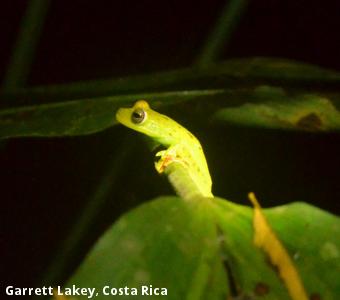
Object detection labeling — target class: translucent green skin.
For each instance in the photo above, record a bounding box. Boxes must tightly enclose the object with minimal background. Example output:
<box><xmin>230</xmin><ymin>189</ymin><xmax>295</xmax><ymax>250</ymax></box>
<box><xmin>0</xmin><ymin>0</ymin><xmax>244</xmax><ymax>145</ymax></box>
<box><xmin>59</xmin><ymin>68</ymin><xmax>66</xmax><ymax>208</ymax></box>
<box><xmin>116</xmin><ymin>100</ymin><xmax>213</xmax><ymax>200</ymax></box>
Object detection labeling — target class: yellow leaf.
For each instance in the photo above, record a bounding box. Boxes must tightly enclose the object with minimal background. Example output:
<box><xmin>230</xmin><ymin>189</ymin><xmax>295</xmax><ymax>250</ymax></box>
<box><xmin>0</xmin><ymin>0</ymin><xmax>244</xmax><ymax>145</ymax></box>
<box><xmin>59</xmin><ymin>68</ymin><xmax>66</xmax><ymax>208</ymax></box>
<box><xmin>248</xmin><ymin>192</ymin><xmax>308</xmax><ymax>300</ymax></box>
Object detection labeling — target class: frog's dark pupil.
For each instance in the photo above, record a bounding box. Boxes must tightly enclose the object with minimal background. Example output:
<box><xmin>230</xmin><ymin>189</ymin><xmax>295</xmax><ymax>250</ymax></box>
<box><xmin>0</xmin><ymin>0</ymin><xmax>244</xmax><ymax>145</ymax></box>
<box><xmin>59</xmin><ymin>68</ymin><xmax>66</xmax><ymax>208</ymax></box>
<box><xmin>131</xmin><ymin>108</ymin><xmax>145</xmax><ymax>124</ymax></box>
<box><xmin>133</xmin><ymin>111</ymin><xmax>142</xmax><ymax>118</ymax></box>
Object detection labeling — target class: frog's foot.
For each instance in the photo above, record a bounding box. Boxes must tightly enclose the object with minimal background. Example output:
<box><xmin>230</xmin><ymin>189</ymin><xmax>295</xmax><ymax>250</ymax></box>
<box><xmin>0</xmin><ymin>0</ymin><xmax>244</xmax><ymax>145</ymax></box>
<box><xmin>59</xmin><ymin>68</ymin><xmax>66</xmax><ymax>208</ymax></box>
<box><xmin>154</xmin><ymin>148</ymin><xmax>181</xmax><ymax>174</ymax></box>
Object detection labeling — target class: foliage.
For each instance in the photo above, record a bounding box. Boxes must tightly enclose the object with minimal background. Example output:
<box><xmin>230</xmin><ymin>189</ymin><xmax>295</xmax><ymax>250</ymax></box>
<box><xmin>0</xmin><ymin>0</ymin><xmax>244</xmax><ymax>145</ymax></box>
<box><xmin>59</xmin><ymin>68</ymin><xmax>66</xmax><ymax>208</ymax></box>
<box><xmin>65</xmin><ymin>196</ymin><xmax>340</xmax><ymax>299</ymax></box>
<box><xmin>2</xmin><ymin>58</ymin><xmax>340</xmax><ymax>300</ymax></box>
<box><xmin>2</xmin><ymin>2</ymin><xmax>340</xmax><ymax>299</ymax></box>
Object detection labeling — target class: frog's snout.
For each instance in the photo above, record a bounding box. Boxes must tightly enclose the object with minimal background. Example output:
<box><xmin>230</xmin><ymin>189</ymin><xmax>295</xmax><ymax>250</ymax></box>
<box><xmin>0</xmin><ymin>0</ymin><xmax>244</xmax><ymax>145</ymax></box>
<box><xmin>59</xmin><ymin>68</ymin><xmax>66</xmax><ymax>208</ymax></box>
<box><xmin>115</xmin><ymin>108</ymin><xmax>124</xmax><ymax>123</ymax></box>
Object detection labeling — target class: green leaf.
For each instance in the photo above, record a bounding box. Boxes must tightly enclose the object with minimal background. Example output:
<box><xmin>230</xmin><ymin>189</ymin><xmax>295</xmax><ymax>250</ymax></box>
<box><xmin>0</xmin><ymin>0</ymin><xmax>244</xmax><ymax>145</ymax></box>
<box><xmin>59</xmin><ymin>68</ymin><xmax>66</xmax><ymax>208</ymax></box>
<box><xmin>2</xmin><ymin>58</ymin><xmax>340</xmax><ymax>139</ymax></box>
<box><xmin>0</xmin><ymin>90</ymin><xmax>222</xmax><ymax>139</ymax></box>
<box><xmin>64</xmin><ymin>197</ymin><xmax>225</xmax><ymax>300</ymax></box>
<box><xmin>64</xmin><ymin>197</ymin><xmax>339</xmax><ymax>299</ymax></box>
<box><xmin>214</xmin><ymin>92</ymin><xmax>340</xmax><ymax>131</ymax></box>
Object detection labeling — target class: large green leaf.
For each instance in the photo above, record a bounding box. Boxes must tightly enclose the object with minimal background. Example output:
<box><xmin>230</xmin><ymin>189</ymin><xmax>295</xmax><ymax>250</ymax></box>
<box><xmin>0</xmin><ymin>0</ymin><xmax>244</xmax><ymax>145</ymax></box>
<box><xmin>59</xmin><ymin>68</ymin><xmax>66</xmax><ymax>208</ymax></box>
<box><xmin>2</xmin><ymin>89</ymin><xmax>340</xmax><ymax>139</ymax></box>
<box><xmin>63</xmin><ymin>197</ymin><xmax>339</xmax><ymax>300</ymax></box>
<box><xmin>2</xmin><ymin>58</ymin><xmax>340</xmax><ymax>139</ymax></box>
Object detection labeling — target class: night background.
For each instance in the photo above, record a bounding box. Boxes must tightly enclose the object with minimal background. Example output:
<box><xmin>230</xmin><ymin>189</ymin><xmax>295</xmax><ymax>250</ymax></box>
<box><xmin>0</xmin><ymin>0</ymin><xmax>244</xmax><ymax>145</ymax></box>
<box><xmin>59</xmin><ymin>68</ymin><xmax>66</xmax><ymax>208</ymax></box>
<box><xmin>1</xmin><ymin>0</ymin><xmax>340</xmax><ymax>299</ymax></box>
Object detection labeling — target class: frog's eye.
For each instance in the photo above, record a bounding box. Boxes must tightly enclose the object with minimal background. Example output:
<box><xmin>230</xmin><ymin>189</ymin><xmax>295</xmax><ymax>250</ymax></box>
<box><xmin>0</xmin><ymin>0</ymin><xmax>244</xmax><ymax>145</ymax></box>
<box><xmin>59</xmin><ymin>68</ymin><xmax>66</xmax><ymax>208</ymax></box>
<box><xmin>131</xmin><ymin>108</ymin><xmax>146</xmax><ymax>124</ymax></box>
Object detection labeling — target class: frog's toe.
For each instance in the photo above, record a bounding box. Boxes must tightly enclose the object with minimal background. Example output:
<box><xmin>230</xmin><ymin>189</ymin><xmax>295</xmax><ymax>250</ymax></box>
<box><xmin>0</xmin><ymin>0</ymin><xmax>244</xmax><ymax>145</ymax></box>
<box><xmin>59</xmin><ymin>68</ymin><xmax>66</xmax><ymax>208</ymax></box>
<box><xmin>154</xmin><ymin>160</ymin><xmax>164</xmax><ymax>173</ymax></box>
<box><xmin>155</xmin><ymin>150</ymin><xmax>166</xmax><ymax>157</ymax></box>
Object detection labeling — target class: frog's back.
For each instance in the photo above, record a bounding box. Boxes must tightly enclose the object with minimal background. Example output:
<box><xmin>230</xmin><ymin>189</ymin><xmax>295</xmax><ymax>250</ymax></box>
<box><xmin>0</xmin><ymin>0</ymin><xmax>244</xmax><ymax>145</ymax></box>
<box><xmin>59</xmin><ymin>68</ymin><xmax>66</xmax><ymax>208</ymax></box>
<box><xmin>178</xmin><ymin>132</ymin><xmax>212</xmax><ymax>198</ymax></box>
<box><xmin>155</xmin><ymin>113</ymin><xmax>212</xmax><ymax>197</ymax></box>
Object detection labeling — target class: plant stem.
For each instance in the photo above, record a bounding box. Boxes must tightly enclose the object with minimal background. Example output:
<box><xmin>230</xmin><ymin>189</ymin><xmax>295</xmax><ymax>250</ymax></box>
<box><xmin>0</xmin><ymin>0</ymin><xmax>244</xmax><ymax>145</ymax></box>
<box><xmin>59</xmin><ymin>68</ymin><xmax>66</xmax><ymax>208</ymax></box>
<box><xmin>195</xmin><ymin>0</ymin><xmax>248</xmax><ymax>66</ymax></box>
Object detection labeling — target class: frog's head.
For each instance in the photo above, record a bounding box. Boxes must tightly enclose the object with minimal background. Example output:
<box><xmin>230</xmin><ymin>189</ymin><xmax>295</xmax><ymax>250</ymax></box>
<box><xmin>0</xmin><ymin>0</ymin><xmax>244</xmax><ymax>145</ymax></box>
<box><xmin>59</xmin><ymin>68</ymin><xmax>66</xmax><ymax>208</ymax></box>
<box><xmin>116</xmin><ymin>99</ymin><xmax>148</xmax><ymax>123</ymax></box>
<box><xmin>116</xmin><ymin>100</ymin><xmax>156</xmax><ymax>134</ymax></box>
<box><xmin>116</xmin><ymin>100</ymin><xmax>177</xmax><ymax>146</ymax></box>
<box><xmin>117</xmin><ymin>99</ymin><xmax>194</xmax><ymax>147</ymax></box>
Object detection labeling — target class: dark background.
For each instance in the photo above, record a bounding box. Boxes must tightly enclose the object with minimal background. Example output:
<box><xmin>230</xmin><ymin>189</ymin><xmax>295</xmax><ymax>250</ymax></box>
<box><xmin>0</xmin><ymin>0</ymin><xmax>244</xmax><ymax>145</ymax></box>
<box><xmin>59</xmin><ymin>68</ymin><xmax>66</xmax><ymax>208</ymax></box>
<box><xmin>1</xmin><ymin>0</ymin><xmax>340</xmax><ymax>297</ymax></box>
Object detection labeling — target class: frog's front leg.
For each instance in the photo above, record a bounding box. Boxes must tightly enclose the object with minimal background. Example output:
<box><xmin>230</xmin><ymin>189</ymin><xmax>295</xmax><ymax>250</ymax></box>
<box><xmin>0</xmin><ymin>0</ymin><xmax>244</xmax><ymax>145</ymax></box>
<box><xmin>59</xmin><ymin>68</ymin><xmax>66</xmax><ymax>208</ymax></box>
<box><xmin>154</xmin><ymin>146</ymin><xmax>186</xmax><ymax>174</ymax></box>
